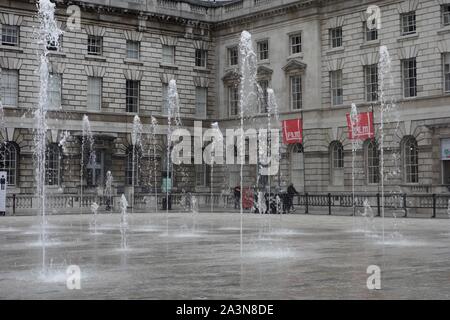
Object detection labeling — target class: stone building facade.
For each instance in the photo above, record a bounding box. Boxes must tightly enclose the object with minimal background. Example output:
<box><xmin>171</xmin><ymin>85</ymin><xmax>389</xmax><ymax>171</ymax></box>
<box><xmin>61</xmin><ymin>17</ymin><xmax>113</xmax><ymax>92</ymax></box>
<box><xmin>1</xmin><ymin>0</ymin><xmax>450</xmax><ymax>200</ymax></box>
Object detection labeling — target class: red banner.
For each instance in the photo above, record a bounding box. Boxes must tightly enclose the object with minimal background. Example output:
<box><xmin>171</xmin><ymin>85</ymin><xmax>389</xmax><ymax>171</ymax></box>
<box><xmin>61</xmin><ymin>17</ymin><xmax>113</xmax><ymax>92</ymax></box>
<box><xmin>346</xmin><ymin>112</ymin><xmax>374</xmax><ymax>140</ymax></box>
<box><xmin>282</xmin><ymin>119</ymin><xmax>303</xmax><ymax>144</ymax></box>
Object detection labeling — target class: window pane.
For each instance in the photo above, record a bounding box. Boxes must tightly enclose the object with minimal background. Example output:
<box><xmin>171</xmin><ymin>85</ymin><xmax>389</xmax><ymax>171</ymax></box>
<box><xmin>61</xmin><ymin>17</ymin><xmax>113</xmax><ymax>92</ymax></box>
<box><xmin>1</xmin><ymin>69</ymin><xmax>19</xmax><ymax>106</ymax></box>
<box><xmin>365</xmin><ymin>64</ymin><xmax>378</xmax><ymax>101</ymax></box>
<box><xmin>1</xmin><ymin>25</ymin><xmax>19</xmax><ymax>46</ymax></box>
<box><xmin>257</xmin><ymin>40</ymin><xmax>269</xmax><ymax>60</ymax></box>
<box><xmin>290</xmin><ymin>34</ymin><xmax>302</xmax><ymax>54</ymax></box>
<box><xmin>402</xmin><ymin>58</ymin><xmax>417</xmax><ymax>97</ymax></box>
<box><xmin>229</xmin><ymin>46</ymin><xmax>238</xmax><ymax>66</ymax></box>
<box><xmin>195</xmin><ymin>87</ymin><xmax>207</xmax><ymax>118</ymax></box>
<box><xmin>126</xmin><ymin>80</ymin><xmax>139</xmax><ymax>113</ymax></box>
<box><xmin>330</xmin><ymin>70</ymin><xmax>343</xmax><ymax>105</ymax></box>
<box><xmin>48</xmin><ymin>73</ymin><xmax>61</xmax><ymax>110</ymax></box>
<box><xmin>401</xmin><ymin>12</ymin><xmax>416</xmax><ymax>35</ymax></box>
<box><xmin>229</xmin><ymin>86</ymin><xmax>239</xmax><ymax>116</ymax></box>
<box><xmin>162</xmin><ymin>83</ymin><xmax>169</xmax><ymax>115</ymax></box>
<box><xmin>45</xmin><ymin>144</ymin><xmax>61</xmax><ymax>186</ymax></box>
<box><xmin>290</xmin><ymin>76</ymin><xmax>302</xmax><ymax>110</ymax></box>
<box><xmin>87</xmin><ymin>36</ymin><xmax>102</xmax><ymax>55</ymax></box>
<box><xmin>87</xmin><ymin>77</ymin><xmax>102</xmax><ymax>110</ymax></box>
<box><xmin>127</xmin><ymin>40</ymin><xmax>139</xmax><ymax>59</ymax></box>
<box><xmin>0</xmin><ymin>143</ymin><xmax>18</xmax><ymax>185</ymax></box>
<box><xmin>195</xmin><ymin>49</ymin><xmax>207</xmax><ymax>67</ymax></box>
<box><xmin>162</xmin><ymin>45</ymin><xmax>175</xmax><ymax>64</ymax></box>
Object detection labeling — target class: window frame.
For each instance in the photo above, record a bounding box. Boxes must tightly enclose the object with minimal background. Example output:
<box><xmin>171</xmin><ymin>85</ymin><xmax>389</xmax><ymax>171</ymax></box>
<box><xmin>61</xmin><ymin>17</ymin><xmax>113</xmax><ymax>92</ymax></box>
<box><xmin>0</xmin><ymin>142</ymin><xmax>18</xmax><ymax>186</ymax></box>
<box><xmin>364</xmin><ymin>21</ymin><xmax>378</xmax><ymax>42</ymax></box>
<box><xmin>364</xmin><ymin>64</ymin><xmax>378</xmax><ymax>102</ymax></box>
<box><xmin>228</xmin><ymin>46</ymin><xmax>238</xmax><ymax>66</ymax></box>
<box><xmin>330</xmin><ymin>141</ymin><xmax>344</xmax><ymax>169</ymax></box>
<box><xmin>125</xmin><ymin>147</ymin><xmax>140</xmax><ymax>186</ymax></box>
<box><xmin>442</xmin><ymin>5</ymin><xmax>450</xmax><ymax>26</ymax></box>
<box><xmin>195</xmin><ymin>86</ymin><xmax>207</xmax><ymax>118</ymax></box>
<box><xmin>400</xmin><ymin>11</ymin><xmax>417</xmax><ymax>36</ymax></box>
<box><xmin>290</xmin><ymin>75</ymin><xmax>302</xmax><ymax>110</ymax></box>
<box><xmin>126</xmin><ymin>40</ymin><xmax>140</xmax><ymax>60</ymax></box>
<box><xmin>126</xmin><ymin>80</ymin><xmax>140</xmax><ymax>113</ymax></box>
<box><xmin>87</xmin><ymin>76</ymin><xmax>102</xmax><ymax>111</ymax></box>
<box><xmin>48</xmin><ymin>73</ymin><xmax>62</xmax><ymax>110</ymax></box>
<box><xmin>45</xmin><ymin>143</ymin><xmax>62</xmax><ymax>186</ymax></box>
<box><xmin>162</xmin><ymin>45</ymin><xmax>175</xmax><ymax>65</ymax></box>
<box><xmin>443</xmin><ymin>53</ymin><xmax>450</xmax><ymax>93</ymax></box>
<box><xmin>402</xmin><ymin>136</ymin><xmax>419</xmax><ymax>184</ymax></box>
<box><xmin>1</xmin><ymin>68</ymin><xmax>19</xmax><ymax>106</ymax></box>
<box><xmin>228</xmin><ymin>85</ymin><xmax>239</xmax><ymax>117</ymax></box>
<box><xmin>289</xmin><ymin>33</ymin><xmax>302</xmax><ymax>55</ymax></box>
<box><xmin>329</xmin><ymin>27</ymin><xmax>343</xmax><ymax>48</ymax></box>
<box><xmin>258</xmin><ymin>80</ymin><xmax>269</xmax><ymax>113</ymax></box>
<box><xmin>330</xmin><ymin>70</ymin><xmax>343</xmax><ymax>106</ymax></box>
<box><xmin>1</xmin><ymin>24</ymin><xmax>19</xmax><ymax>46</ymax></box>
<box><xmin>402</xmin><ymin>58</ymin><xmax>417</xmax><ymax>98</ymax></box>
<box><xmin>257</xmin><ymin>39</ymin><xmax>269</xmax><ymax>61</ymax></box>
<box><xmin>195</xmin><ymin>49</ymin><xmax>207</xmax><ymax>68</ymax></box>
<box><xmin>162</xmin><ymin>83</ymin><xmax>169</xmax><ymax>116</ymax></box>
<box><xmin>195</xmin><ymin>163</ymin><xmax>211</xmax><ymax>188</ymax></box>
<box><xmin>365</xmin><ymin>139</ymin><xmax>380</xmax><ymax>184</ymax></box>
<box><xmin>87</xmin><ymin>35</ymin><xmax>103</xmax><ymax>56</ymax></box>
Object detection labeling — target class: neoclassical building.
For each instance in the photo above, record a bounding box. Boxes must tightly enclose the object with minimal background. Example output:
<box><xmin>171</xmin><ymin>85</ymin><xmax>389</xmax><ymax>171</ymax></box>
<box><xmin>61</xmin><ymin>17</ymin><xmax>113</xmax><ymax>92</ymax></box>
<box><xmin>1</xmin><ymin>0</ymin><xmax>450</xmax><ymax>202</ymax></box>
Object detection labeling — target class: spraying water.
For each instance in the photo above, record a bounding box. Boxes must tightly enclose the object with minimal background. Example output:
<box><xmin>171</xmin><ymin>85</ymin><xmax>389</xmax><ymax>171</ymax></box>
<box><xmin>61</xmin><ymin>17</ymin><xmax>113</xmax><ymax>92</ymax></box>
<box><xmin>238</xmin><ymin>30</ymin><xmax>258</xmax><ymax>255</ymax></box>
<box><xmin>150</xmin><ymin>116</ymin><xmax>158</xmax><ymax>213</ymax></box>
<box><xmin>81</xmin><ymin>115</ymin><xmax>94</xmax><ymax>214</ymax></box>
<box><xmin>210</xmin><ymin>122</ymin><xmax>222</xmax><ymax>213</ymax></box>
<box><xmin>90</xmin><ymin>202</ymin><xmax>99</xmax><ymax>235</ymax></box>
<box><xmin>119</xmin><ymin>194</ymin><xmax>129</xmax><ymax>250</ymax></box>
<box><xmin>131</xmin><ymin>115</ymin><xmax>143</xmax><ymax>214</ymax></box>
<box><xmin>105</xmin><ymin>171</ymin><xmax>113</xmax><ymax>212</ymax></box>
<box><xmin>34</xmin><ymin>0</ymin><xmax>63</xmax><ymax>274</ymax></box>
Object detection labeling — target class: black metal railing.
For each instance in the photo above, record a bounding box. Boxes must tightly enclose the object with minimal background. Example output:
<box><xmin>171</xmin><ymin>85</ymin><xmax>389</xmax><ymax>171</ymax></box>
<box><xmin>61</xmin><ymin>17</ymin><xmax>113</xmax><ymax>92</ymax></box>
<box><xmin>4</xmin><ymin>192</ymin><xmax>450</xmax><ymax>218</ymax></box>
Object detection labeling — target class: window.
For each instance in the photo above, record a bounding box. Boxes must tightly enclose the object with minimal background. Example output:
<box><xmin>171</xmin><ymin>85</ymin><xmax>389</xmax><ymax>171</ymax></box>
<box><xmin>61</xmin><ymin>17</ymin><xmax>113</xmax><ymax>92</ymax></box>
<box><xmin>195</xmin><ymin>87</ymin><xmax>207</xmax><ymax>118</ymax></box>
<box><xmin>330</xmin><ymin>70</ymin><xmax>343</xmax><ymax>106</ymax></box>
<box><xmin>195</xmin><ymin>163</ymin><xmax>211</xmax><ymax>187</ymax></box>
<box><xmin>329</xmin><ymin>27</ymin><xmax>342</xmax><ymax>48</ymax></box>
<box><xmin>47</xmin><ymin>35</ymin><xmax>61</xmax><ymax>51</ymax></box>
<box><xmin>126</xmin><ymin>148</ymin><xmax>140</xmax><ymax>186</ymax></box>
<box><xmin>365</xmin><ymin>64</ymin><xmax>378</xmax><ymax>102</ymax></box>
<box><xmin>1</xmin><ymin>69</ymin><xmax>18</xmax><ymax>106</ymax></box>
<box><xmin>364</xmin><ymin>21</ymin><xmax>378</xmax><ymax>41</ymax></box>
<box><xmin>87</xmin><ymin>35</ymin><xmax>102</xmax><ymax>55</ymax></box>
<box><xmin>87</xmin><ymin>77</ymin><xmax>102</xmax><ymax>111</ymax></box>
<box><xmin>290</xmin><ymin>34</ymin><xmax>302</xmax><ymax>55</ymax></box>
<box><xmin>443</xmin><ymin>53</ymin><xmax>450</xmax><ymax>92</ymax></box>
<box><xmin>402</xmin><ymin>58</ymin><xmax>417</xmax><ymax>98</ymax></box>
<box><xmin>330</xmin><ymin>141</ymin><xmax>344</xmax><ymax>169</ymax></box>
<box><xmin>258</xmin><ymin>80</ymin><xmax>269</xmax><ymax>113</ymax></box>
<box><xmin>45</xmin><ymin>143</ymin><xmax>61</xmax><ymax>186</ymax></box>
<box><xmin>401</xmin><ymin>12</ymin><xmax>416</xmax><ymax>36</ymax></box>
<box><xmin>0</xmin><ymin>142</ymin><xmax>18</xmax><ymax>185</ymax></box>
<box><xmin>126</xmin><ymin>80</ymin><xmax>139</xmax><ymax>113</ymax></box>
<box><xmin>365</xmin><ymin>140</ymin><xmax>379</xmax><ymax>184</ymax></box>
<box><xmin>1</xmin><ymin>25</ymin><xmax>19</xmax><ymax>46</ymax></box>
<box><xmin>48</xmin><ymin>73</ymin><xmax>62</xmax><ymax>110</ymax></box>
<box><xmin>257</xmin><ymin>40</ymin><xmax>269</xmax><ymax>60</ymax></box>
<box><xmin>195</xmin><ymin>49</ymin><xmax>207</xmax><ymax>67</ymax></box>
<box><xmin>228</xmin><ymin>46</ymin><xmax>238</xmax><ymax>66</ymax></box>
<box><xmin>162</xmin><ymin>83</ymin><xmax>169</xmax><ymax>115</ymax></box>
<box><xmin>86</xmin><ymin>150</ymin><xmax>103</xmax><ymax>187</ymax></box>
<box><xmin>442</xmin><ymin>5</ymin><xmax>450</xmax><ymax>26</ymax></box>
<box><xmin>126</xmin><ymin>40</ymin><xmax>140</xmax><ymax>59</ymax></box>
<box><xmin>228</xmin><ymin>86</ymin><xmax>239</xmax><ymax>116</ymax></box>
<box><xmin>330</xmin><ymin>141</ymin><xmax>344</xmax><ymax>186</ymax></box>
<box><xmin>290</xmin><ymin>76</ymin><xmax>302</xmax><ymax>110</ymax></box>
<box><xmin>402</xmin><ymin>136</ymin><xmax>418</xmax><ymax>183</ymax></box>
<box><xmin>162</xmin><ymin>45</ymin><xmax>175</xmax><ymax>64</ymax></box>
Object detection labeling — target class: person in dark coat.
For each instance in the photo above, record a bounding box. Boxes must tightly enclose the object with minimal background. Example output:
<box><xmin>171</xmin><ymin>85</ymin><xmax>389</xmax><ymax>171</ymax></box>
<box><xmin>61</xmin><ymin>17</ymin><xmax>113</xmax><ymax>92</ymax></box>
<box><xmin>233</xmin><ymin>185</ymin><xmax>241</xmax><ymax>209</ymax></box>
<box><xmin>286</xmin><ymin>183</ymin><xmax>299</xmax><ymax>213</ymax></box>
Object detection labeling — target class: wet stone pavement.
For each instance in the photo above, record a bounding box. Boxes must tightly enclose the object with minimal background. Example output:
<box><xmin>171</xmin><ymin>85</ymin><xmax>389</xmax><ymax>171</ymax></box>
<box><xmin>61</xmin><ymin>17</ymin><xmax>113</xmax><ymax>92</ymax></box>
<box><xmin>0</xmin><ymin>212</ymin><xmax>449</xmax><ymax>299</ymax></box>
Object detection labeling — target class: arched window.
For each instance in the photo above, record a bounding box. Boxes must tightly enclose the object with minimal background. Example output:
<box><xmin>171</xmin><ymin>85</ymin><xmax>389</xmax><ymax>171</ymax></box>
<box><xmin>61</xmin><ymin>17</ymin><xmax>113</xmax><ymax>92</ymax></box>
<box><xmin>45</xmin><ymin>143</ymin><xmax>62</xmax><ymax>186</ymax></box>
<box><xmin>365</xmin><ymin>140</ymin><xmax>379</xmax><ymax>184</ymax></box>
<box><xmin>402</xmin><ymin>136</ymin><xmax>418</xmax><ymax>183</ymax></box>
<box><xmin>330</xmin><ymin>141</ymin><xmax>344</xmax><ymax>185</ymax></box>
<box><xmin>126</xmin><ymin>147</ymin><xmax>140</xmax><ymax>186</ymax></box>
<box><xmin>0</xmin><ymin>142</ymin><xmax>18</xmax><ymax>185</ymax></box>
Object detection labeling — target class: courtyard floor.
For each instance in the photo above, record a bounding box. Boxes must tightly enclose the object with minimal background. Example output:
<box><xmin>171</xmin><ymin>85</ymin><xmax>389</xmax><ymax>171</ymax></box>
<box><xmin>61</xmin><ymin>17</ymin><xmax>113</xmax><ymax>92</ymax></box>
<box><xmin>0</xmin><ymin>211</ymin><xmax>449</xmax><ymax>299</ymax></box>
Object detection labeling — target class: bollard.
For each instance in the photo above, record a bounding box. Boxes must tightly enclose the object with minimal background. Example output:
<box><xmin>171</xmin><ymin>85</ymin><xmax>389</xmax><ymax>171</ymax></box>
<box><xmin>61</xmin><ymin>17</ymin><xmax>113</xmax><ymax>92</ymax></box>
<box><xmin>305</xmin><ymin>193</ymin><xmax>309</xmax><ymax>214</ymax></box>
<box><xmin>328</xmin><ymin>193</ymin><xmax>332</xmax><ymax>215</ymax></box>
<box><xmin>432</xmin><ymin>194</ymin><xmax>436</xmax><ymax>218</ymax></box>
<box><xmin>376</xmin><ymin>193</ymin><xmax>381</xmax><ymax>217</ymax></box>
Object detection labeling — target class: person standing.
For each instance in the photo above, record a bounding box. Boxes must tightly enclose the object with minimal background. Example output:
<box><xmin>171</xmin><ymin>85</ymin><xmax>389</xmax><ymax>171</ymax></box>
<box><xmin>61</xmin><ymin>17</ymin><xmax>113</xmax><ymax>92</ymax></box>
<box><xmin>287</xmin><ymin>183</ymin><xmax>299</xmax><ymax>213</ymax></box>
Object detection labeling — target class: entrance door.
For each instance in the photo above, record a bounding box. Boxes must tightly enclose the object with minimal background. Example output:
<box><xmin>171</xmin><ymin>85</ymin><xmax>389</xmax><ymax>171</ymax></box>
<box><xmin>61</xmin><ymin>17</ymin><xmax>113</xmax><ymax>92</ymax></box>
<box><xmin>290</xmin><ymin>143</ymin><xmax>304</xmax><ymax>192</ymax></box>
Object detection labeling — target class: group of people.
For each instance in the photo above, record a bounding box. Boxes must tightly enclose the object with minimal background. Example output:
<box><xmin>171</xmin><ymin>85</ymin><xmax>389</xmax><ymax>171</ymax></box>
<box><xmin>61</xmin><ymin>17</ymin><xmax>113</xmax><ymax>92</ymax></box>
<box><xmin>233</xmin><ymin>183</ymin><xmax>299</xmax><ymax>214</ymax></box>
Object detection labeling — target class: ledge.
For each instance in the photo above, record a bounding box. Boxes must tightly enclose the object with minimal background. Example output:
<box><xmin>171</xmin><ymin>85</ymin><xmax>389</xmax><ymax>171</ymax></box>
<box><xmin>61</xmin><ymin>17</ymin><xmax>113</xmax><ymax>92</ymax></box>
<box><xmin>193</xmin><ymin>66</ymin><xmax>209</xmax><ymax>73</ymax></box>
<box><xmin>48</xmin><ymin>51</ymin><xmax>67</xmax><ymax>58</ymax></box>
<box><xmin>257</xmin><ymin>59</ymin><xmax>271</xmax><ymax>65</ymax></box>
<box><xmin>360</xmin><ymin>40</ymin><xmax>380</xmax><ymax>49</ymax></box>
<box><xmin>159</xmin><ymin>62</ymin><xmax>178</xmax><ymax>69</ymax></box>
<box><xmin>124</xmin><ymin>58</ymin><xmax>144</xmax><ymax>66</ymax></box>
<box><xmin>0</xmin><ymin>45</ymin><xmax>23</xmax><ymax>53</ymax></box>
<box><xmin>326</xmin><ymin>47</ymin><xmax>345</xmax><ymax>55</ymax></box>
<box><xmin>397</xmin><ymin>33</ymin><xmax>419</xmax><ymax>42</ymax></box>
<box><xmin>84</xmin><ymin>54</ymin><xmax>107</xmax><ymax>62</ymax></box>
<box><xmin>287</xmin><ymin>53</ymin><xmax>303</xmax><ymax>60</ymax></box>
